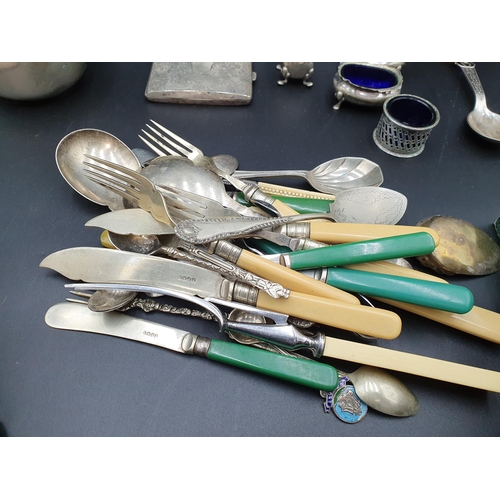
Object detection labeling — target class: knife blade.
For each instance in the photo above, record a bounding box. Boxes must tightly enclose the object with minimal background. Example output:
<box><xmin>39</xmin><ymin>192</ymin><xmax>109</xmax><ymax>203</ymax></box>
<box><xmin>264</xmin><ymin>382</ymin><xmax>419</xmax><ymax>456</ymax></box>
<box><xmin>86</xmin><ymin>208</ymin><xmax>175</xmax><ymax>235</ymax></box>
<box><xmin>40</xmin><ymin>247</ymin><xmax>402</xmax><ymax>339</ymax></box>
<box><xmin>45</xmin><ymin>302</ymin><xmax>338</xmax><ymax>391</ymax></box>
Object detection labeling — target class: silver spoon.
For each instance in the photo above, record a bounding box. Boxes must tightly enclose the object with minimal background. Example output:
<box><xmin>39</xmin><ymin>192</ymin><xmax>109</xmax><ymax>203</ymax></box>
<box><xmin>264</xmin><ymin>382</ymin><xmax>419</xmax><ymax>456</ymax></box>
<box><xmin>229</xmin><ymin>157</ymin><xmax>384</xmax><ymax>194</ymax></box>
<box><xmin>141</xmin><ymin>156</ymin><xmax>261</xmax><ymax>217</ymax></box>
<box><xmin>55</xmin><ymin>129</ymin><xmax>142</xmax><ymax>210</ymax></box>
<box><xmin>228</xmin><ymin>308</ymin><xmax>419</xmax><ymax>417</ymax></box>
<box><xmin>456</xmin><ymin>62</ymin><xmax>500</xmax><ymax>143</ymax></box>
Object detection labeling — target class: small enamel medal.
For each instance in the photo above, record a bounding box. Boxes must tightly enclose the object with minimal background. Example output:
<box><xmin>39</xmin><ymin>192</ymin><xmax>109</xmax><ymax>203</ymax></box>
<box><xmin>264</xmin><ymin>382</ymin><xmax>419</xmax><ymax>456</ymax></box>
<box><xmin>320</xmin><ymin>374</ymin><xmax>368</xmax><ymax>424</ymax></box>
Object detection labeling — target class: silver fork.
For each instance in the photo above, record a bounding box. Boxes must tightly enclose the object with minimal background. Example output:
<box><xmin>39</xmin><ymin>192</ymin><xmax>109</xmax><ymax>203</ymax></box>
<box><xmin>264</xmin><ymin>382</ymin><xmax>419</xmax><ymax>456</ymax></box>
<box><xmin>83</xmin><ymin>155</ymin><xmax>174</xmax><ymax>226</ymax></box>
<box><xmin>139</xmin><ymin>120</ymin><xmax>281</xmax><ymax>215</ymax></box>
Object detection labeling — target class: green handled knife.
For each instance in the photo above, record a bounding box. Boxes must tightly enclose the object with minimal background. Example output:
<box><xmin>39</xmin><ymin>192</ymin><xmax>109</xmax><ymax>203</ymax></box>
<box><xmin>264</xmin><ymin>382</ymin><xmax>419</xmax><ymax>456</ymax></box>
<box><xmin>45</xmin><ymin>302</ymin><xmax>338</xmax><ymax>391</ymax></box>
<box><xmin>276</xmin><ymin>232</ymin><xmax>436</xmax><ymax>269</ymax></box>
<box><xmin>248</xmin><ymin>238</ymin><xmax>474</xmax><ymax>314</ymax></box>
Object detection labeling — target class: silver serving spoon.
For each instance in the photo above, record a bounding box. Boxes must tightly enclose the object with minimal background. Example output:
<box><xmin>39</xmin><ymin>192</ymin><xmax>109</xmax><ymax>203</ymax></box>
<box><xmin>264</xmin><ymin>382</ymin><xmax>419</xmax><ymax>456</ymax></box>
<box><xmin>456</xmin><ymin>62</ymin><xmax>500</xmax><ymax>143</ymax></box>
<box><xmin>229</xmin><ymin>157</ymin><xmax>384</xmax><ymax>194</ymax></box>
<box><xmin>55</xmin><ymin>129</ymin><xmax>142</xmax><ymax>210</ymax></box>
<box><xmin>141</xmin><ymin>156</ymin><xmax>261</xmax><ymax>217</ymax></box>
<box><xmin>228</xmin><ymin>308</ymin><xmax>419</xmax><ymax>417</ymax></box>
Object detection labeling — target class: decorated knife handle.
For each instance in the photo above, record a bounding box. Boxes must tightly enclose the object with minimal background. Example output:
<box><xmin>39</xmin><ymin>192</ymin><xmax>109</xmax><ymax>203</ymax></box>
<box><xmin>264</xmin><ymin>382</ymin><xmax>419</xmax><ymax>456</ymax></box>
<box><xmin>226</xmin><ymin>321</ymin><xmax>325</xmax><ymax>358</ymax></box>
<box><xmin>195</xmin><ymin>338</ymin><xmax>338</xmax><ymax>391</ymax></box>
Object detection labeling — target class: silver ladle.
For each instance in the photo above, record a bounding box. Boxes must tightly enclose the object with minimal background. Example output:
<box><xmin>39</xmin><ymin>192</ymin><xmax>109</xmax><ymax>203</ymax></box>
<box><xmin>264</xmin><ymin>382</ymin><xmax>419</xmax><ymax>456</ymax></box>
<box><xmin>456</xmin><ymin>62</ymin><xmax>500</xmax><ymax>143</ymax></box>
<box><xmin>55</xmin><ymin>129</ymin><xmax>142</xmax><ymax>210</ymax></box>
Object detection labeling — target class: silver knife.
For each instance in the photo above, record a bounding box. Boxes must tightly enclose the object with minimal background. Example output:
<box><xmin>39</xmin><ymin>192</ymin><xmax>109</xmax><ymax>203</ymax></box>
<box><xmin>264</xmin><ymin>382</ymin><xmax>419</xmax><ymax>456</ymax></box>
<box><xmin>40</xmin><ymin>247</ymin><xmax>402</xmax><ymax>339</ymax></box>
<box><xmin>45</xmin><ymin>302</ymin><xmax>338</xmax><ymax>391</ymax></box>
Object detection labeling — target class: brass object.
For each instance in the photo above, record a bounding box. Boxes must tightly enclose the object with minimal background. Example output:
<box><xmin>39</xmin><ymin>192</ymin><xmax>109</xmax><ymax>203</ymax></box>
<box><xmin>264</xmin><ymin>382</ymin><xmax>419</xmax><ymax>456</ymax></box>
<box><xmin>416</xmin><ymin>215</ymin><xmax>500</xmax><ymax>275</ymax></box>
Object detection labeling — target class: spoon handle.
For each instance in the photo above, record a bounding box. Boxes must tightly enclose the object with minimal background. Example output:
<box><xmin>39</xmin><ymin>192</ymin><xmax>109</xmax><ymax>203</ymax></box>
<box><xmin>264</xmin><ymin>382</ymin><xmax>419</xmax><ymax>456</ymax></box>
<box><xmin>456</xmin><ymin>62</ymin><xmax>487</xmax><ymax>107</ymax></box>
<box><xmin>232</xmin><ymin>169</ymin><xmax>308</xmax><ymax>180</ymax></box>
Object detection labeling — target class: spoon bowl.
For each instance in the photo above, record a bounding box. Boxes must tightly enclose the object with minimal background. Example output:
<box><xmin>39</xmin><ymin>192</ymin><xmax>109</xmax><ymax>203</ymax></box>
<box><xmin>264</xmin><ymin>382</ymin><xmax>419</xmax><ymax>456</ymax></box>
<box><xmin>142</xmin><ymin>156</ymin><xmax>260</xmax><ymax>217</ymax></box>
<box><xmin>87</xmin><ymin>289</ymin><xmax>138</xmax><ymax>312</ymax></box>
<box><xmin>332</xmin><ymin>186</ymin><xmax>407</xmax><ymax>224</ymax></box>
<box><xmin>347</xmin><ymin>366</ymin><xmax>419</xmax><ymax>417</ymax></box>
<box><xmin>457</xmin><ymin>62</ymin><xmax>500</xmax><ymax>143</ymax></box>
<box><xmin>55</xmin><ymin>129</ymin><xmax>142</xmax><ymax>210</ymax></box>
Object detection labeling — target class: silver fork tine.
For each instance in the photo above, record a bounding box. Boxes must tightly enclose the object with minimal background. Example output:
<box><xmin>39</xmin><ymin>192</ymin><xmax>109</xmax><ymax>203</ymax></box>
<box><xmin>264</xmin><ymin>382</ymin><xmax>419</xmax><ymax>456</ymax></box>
<box><xmin>84</xmin><ymin>155</ymin><xmax>146</xmax><ymax>184</ymax></box>
<box><xmin>144</xmin><ymin>125</ymin><xmax>190</xmax><ymax>156</ymax></box>
<box><xmin>83</xmin><ymin>161</ymin><xmax>143</xmax><ymax>189</ymax></box>
<box><xmin>149</xmin><ymin>119</ymin><xmax>196</xmax><ymax>152</ymax></box>
<box><xmin>138</xmin><ymin>132</ymin><xmax>168</xmax><ymax>157</ymax></box>
<box><xmin>84</xmin><ymin>170</ymin><xmax>141</xmax><ymax>204</ymax></box>
<box><xmin>66</xmin><ymin>290</ymin><xmax>93</xmax><ymax>305</ymax></box>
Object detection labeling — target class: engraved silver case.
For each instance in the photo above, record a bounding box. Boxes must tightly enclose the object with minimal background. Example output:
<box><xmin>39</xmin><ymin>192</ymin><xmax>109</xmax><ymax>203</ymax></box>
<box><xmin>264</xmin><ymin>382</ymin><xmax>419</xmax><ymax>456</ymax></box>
<box><xmin>145</xmin><ymin>62</ymin><xmax>255</xmax><ymax>105</ymax></box>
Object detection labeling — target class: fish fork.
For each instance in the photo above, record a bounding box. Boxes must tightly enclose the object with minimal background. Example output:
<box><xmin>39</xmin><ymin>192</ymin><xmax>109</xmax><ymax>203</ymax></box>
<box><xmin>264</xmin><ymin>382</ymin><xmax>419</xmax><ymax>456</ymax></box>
<box><xmin>139</xmin><ymin>120</ymin><xmax>289</xmax><ymax>216</ymax></box>
<box><xmin>83</xmin><ymin>155</ymin><xmax>174</xmax><ymax>226</ymax></box>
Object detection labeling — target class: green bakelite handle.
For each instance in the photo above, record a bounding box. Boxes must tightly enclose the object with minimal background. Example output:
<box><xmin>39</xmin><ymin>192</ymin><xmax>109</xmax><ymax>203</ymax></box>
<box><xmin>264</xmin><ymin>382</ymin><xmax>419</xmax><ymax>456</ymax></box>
<box><xmin>287</xmin><ymin>232</ymin><xmax>436</xmax><ymax>270</ymax></box>
<box><xmin>207</xmin><ymin>340</ymin><xmax>338</xmax><ymax>391</ymax></box>
<box><xmin>234</xmin><ymin>192</ymin><xmax>333</xmax><ymax>214</ymax></box>
<box><xmin>325</xmin><ymin>268</ymin><xmax>474</xmax><ymax>314</ymax></box>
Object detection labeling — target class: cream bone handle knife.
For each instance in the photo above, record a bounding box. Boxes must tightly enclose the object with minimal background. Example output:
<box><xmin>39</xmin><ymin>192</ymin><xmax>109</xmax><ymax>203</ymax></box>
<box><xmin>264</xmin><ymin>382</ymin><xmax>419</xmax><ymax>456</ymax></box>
<box><xmin>40</xmin><ymin>247</ymin><xmax>402</xmax><ymax>339</ymax></box>
<box><xmin>45</xmin><ymin>302</ymin><xmax>339</xmax><ymax>391</ymax></box>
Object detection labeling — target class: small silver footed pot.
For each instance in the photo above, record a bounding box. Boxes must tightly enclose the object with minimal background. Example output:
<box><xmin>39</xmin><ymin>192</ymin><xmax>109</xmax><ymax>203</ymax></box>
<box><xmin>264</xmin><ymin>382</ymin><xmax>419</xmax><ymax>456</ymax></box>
<box><xmin>0</xmin><ymin>62</ymin><xmax>87</xmax><ymax>100</ymax></box>
<box><xmin>277</xmin><ymin>62</ymin><xmax>314</xmax><ymax>87</ymax></box>
<box><xmin>333</xmin><ymin>62</ymin><xmax>403</xmax><ymax>110</ymax></box>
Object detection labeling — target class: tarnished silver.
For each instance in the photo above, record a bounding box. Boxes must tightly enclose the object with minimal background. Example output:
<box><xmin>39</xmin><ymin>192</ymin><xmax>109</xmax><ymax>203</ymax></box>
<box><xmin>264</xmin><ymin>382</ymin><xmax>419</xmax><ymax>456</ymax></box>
<box><xmin>456</xmin><ymin>62</ymin><xmax>500</xmax><ymax>143</ymax></box>
<box><xmin>157</xmin><ymin>186</ymin><xmax>242</xmax><ymax>222</ymax></box>
<box><xmin>172</xmin><ymin>242</ymin><xmax>290</xmax><ymax>299</ymax></box>
<box><xmin>104</xmin><ymin>231</ymin><xmax>289</xmax><ymax>299</ymax></box>
<box><xmin>174</xmin><ymin>214</ymin><xmax>335</xmax><ymax>244</ymax></box>
<box><xmin>230</xmin><ymin>157</ymin><xmax>383</xmax><ymax>194</ymax></box>
<box><xmin>141</xmin><ymin>156</ymin><xmax>259</xmax><ymax>218</ymax></box>
<box><xmin>86</xmin><ymin>209</ymin><xmax>175</xmax><ymax>236</ymax></box>
<box><xmin>138</xmin><ymin>120</ymin><xmax>279</xmax><ymax>212</ymax></box>
<box><xmin>276</xmin><ymin>63</ymin><xmax>314</xmax><ymax>87</ymax></box>
<box><xmin>144</xmin><ymin>62</ymin><xmax>255</xmax><ymax>105</ymax></box>
<box><xmin>56</xmin><ymin>129</ymin><xmax>142</xmax><ymax>211</ymax></box>
<box><xmin>333</xmin><ymin>62</ymin><xmax>403</xmax><ymax>110</ymax></box>
<box><xmin>373</xmin><ymin>94</ymin><xmax>440</xmax><ymax>158</ymax></box>
<box><xmin>341</xmin><ymin>366</ymin><xmax>419</xmax><ymax>417</ymax></box>
<box><xmin>65</xmin><ymin>282</ymin><xmax>324</xmax><ymax>357</ymax></box>
<box><xmin>83</xmin><ymin>155</ymin><xmax>174</xmax><ymax>225</ymax></box>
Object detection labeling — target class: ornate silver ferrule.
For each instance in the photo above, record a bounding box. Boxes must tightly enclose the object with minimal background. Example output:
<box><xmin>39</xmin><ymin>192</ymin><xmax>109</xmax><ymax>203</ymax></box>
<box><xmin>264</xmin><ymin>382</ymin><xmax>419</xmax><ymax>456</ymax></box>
<box><xmin>231</xmin><ymin>282</ymin><xmax>259</xmax><ymax>306</ymax></box>
<box><xmin>277</xmin><ymin>222</ymin><xmax>311</xmax><ymax>239</ymax></box>
<box><xmin>225</xmin><ymin>321</ymin><xmax>325</xmax><ymax>358</ymax></box>
<box><xmin>210</xmin><ymin>240</ymin><xmax>243</xmax><ymax>263</ymax></box>
<box><xmin>241</xmin><ymin>182</ymin><xmax>278</xmax><ymax>207</ymax></box>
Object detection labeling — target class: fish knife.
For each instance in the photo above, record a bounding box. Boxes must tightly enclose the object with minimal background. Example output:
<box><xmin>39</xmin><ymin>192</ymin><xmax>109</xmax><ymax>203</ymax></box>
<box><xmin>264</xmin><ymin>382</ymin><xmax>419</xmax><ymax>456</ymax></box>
<box><xmin>45</xmin><ymin>302</ymin><xmax>338</xmax><ymax>391</ymax></box>
<box><xmin>40</xmin><ymin>247</ymin><xmax>402</xmax><ymax>339</ymax></box>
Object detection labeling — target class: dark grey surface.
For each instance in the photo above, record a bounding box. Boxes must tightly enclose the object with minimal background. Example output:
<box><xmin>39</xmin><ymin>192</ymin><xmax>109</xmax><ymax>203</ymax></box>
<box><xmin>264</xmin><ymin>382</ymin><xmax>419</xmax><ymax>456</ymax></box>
<box><xmin>1</xmin><ymin>62</ymin><xmax>499</xmax><ymax>437</ymax></box>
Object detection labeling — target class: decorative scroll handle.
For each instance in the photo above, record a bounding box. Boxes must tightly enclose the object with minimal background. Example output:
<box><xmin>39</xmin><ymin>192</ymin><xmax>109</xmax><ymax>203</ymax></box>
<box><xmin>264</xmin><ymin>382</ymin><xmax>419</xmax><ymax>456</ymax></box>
<box><xmin>456</xmin><ymin>62</ymin><xmax>486</xmax><ymax>106</ymax></box>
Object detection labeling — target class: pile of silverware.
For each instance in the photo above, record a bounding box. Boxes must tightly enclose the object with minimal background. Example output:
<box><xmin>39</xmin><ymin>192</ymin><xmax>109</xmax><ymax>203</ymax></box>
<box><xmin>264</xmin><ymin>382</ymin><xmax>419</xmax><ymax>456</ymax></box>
<box><xmin>40</xmin><ymin>120</ymin><xmax>500</xmax><ymax>424</ymax></box>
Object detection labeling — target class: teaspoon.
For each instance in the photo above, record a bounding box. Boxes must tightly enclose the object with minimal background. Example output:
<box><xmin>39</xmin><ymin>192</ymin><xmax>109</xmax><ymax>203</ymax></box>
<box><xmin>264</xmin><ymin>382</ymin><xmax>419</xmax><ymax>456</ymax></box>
<box><xmin>456</xmin><ymin>62</ymin><xmax>500</xmax><ymax>143</ymax></box>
